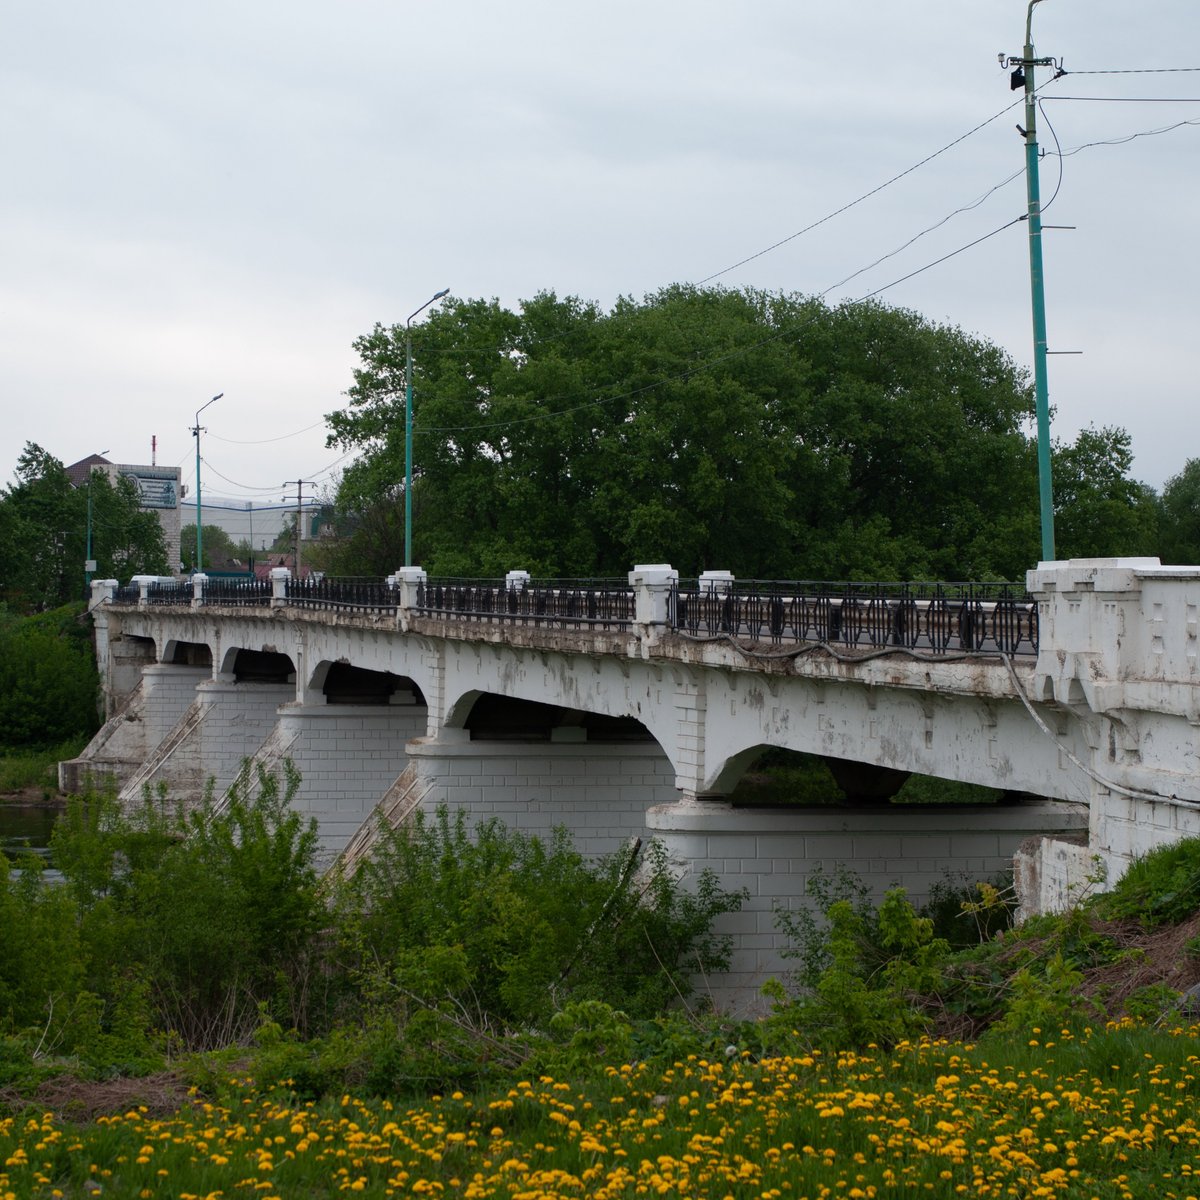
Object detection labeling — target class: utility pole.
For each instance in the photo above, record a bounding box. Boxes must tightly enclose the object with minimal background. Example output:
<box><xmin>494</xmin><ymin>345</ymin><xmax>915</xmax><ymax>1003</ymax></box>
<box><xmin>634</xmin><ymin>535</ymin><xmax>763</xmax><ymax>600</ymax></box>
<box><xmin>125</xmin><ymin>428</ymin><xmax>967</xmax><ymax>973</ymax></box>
<box><xmin>192</xmin><ymin>393</ymin><xmax>222</xmax><ymax>572</ymax></box>
<box><xmin>282</xmin><ymin>480</ymin><xmax>316</xmax><ymax>579</ymax></box>
<box><xmin>1006</xmin><ymin>1</ymin><xmax>1058</xmax><ymax>562</ymax></box>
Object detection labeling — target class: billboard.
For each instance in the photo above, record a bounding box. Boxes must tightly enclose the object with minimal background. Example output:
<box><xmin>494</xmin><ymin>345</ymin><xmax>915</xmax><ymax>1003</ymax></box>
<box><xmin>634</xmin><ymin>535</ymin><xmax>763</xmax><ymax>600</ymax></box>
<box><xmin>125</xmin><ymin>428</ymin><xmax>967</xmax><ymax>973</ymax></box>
<box><xmin>120</xmin><ymin>468</ymin><xmax>180</xmax><ymax>510</ymax></box>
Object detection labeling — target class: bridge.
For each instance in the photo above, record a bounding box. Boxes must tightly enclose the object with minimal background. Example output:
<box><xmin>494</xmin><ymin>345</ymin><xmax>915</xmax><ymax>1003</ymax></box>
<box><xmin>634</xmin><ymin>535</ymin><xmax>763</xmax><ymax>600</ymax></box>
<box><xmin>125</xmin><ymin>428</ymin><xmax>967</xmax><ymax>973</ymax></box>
<box><xmin>64</xmin><ymin>558</ymin><xmax>1200</xmax><ymax>1008</ymax></box>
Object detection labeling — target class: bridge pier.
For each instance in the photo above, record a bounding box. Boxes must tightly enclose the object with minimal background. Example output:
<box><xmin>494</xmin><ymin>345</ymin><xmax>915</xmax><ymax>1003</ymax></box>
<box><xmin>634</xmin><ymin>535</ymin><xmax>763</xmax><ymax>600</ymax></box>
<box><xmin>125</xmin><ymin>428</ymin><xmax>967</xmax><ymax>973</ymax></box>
<box><xmin>398</xmin><ymin>733</ymin><xmax>677</xmax><ymax>856</ymax></box>
<box><xmin>256</xmin><ymin>700</ymin><xmax>427</xmax><ymax>867</ymax></box>
<box><xmin>649</xmin><ymin>796</ymin><xmax>1088</xmax><ymax>1013</ymax></box>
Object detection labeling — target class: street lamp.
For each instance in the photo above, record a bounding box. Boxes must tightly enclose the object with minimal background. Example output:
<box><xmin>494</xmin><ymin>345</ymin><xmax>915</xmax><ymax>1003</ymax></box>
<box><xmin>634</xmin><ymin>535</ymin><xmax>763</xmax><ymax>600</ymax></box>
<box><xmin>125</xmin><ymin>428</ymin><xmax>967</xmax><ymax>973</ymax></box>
<box><xmin>192</xmin><ymin>393</ymin><xmax>222</xmax><ymax>572</ymax></box>
<box><xmin>405</xmin><ymin>289</ymin><xmax>449</xmax><ymax>567</ymax></box>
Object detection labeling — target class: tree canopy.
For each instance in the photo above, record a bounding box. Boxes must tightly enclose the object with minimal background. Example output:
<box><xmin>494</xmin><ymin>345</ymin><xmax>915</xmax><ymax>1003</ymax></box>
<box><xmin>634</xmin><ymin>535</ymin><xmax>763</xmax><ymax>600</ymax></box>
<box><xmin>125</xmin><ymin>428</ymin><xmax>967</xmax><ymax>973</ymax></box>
<box><xmin>325</xmin><ymin>286</ymin><xmax>1160</xmax><ymax>581</ymax></box>
<box><xmin>0</xmin><ymin>444</ymin><xmax>168</xmax><ymax>612</ymax></box>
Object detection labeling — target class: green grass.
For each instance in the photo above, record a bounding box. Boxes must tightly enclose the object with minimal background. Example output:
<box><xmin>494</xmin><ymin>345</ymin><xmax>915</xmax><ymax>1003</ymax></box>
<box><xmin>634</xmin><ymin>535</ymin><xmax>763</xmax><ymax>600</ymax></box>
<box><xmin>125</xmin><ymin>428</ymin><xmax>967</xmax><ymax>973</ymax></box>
<box><xmin>0</xmin><ymin>737</ymin><xmax>87</xmax><ymax>792</ymax></box>
<box><xmin>3</xmin><ymin>1021</ymin><xmax>1199</xmax><ymax>1199</ymax></box>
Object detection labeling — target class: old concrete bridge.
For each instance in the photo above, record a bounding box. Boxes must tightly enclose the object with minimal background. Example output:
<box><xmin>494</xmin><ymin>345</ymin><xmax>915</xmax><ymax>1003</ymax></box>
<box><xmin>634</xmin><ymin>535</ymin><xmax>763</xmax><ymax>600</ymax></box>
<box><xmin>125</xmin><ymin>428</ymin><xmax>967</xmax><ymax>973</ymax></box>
<box><xmin>65</xmin><ymin>559</ymin><xmax>1200</xmax><ymax>1007</ymax></box>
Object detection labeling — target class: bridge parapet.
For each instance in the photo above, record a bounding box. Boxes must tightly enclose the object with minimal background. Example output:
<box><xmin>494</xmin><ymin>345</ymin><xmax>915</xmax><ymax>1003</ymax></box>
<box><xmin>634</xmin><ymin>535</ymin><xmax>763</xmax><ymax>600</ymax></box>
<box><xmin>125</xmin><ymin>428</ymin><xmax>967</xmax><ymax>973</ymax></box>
<box><xmin>1029</xmin><ymin>558</ymin><xmax>1200</xmax><ymax>718</ymax></box>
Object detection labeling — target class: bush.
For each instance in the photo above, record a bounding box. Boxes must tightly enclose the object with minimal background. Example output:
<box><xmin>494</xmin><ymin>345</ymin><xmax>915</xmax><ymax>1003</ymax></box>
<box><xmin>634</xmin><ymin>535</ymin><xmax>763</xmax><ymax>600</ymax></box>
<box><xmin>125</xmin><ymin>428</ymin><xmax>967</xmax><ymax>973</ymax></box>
<box><xmin>1095</xmin><ymin>836</ymin><xmax>1200</xmax><ymax>927</ymax></box>
<box><xmin>0</xmin><ymin>605</ymin><xmax>99</xmax><ymax>750</ymax></box>
<box><xmin>50</xmin><ymin>763</ymin><xmax>324</xmax><ymax>1050</ymax></box>
<box><xmin>337</xmin><ymin>806</ymin><xmax>745</xmax><ymax>1029</ymax></box>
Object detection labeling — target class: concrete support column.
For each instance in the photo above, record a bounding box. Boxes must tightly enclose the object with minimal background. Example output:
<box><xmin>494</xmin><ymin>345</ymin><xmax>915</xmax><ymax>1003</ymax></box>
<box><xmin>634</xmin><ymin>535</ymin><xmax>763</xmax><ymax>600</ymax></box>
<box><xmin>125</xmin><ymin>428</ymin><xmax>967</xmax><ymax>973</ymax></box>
<box><xmin>266</xmin><ymin>701</ymin><xmax>429</xmax><ymax>868</ymax></box>
<box><xmin>140</xmin><ymin>663</ymin><xmax>211</xmax><ymax>747</ymax></box>
<box><xmin>191</xmin><ymin>573</ymin><xmax>208</xmax><ymax>607</ymax></box>
<box><xmin>403</xmin><ymin>736</ymin><xmax>676</xmax><ymax>857</ymax></box>
<box><xmin>649</xmin><ymin>799</ymin><xmax>1088</xmax><ymax>1015</ymax></box>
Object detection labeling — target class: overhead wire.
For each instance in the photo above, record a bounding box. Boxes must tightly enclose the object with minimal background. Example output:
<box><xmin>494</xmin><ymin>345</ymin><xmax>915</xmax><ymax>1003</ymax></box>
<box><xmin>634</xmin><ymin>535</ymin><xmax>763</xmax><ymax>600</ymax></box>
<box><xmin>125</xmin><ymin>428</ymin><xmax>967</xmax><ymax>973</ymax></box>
<box><xmin>691</xmin><ymin>90</ymin><xmax>1036</xmax><ymax>286</ymax></box>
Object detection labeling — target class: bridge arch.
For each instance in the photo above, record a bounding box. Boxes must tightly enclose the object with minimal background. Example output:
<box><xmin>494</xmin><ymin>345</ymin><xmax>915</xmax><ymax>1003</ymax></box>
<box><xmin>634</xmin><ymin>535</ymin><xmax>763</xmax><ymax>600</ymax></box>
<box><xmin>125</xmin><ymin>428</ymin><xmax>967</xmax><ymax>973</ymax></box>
<box><xmin>164</xmin><ymin>638</ymin><xmax>213</xmax><ymax>668</ymax></box>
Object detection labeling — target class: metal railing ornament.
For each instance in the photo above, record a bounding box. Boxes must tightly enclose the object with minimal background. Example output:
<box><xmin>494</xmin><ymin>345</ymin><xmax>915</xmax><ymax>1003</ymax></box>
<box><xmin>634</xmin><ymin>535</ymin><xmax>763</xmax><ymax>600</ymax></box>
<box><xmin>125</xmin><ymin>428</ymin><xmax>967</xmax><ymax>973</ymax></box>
<box><xmin>669</xmin><ymin>579</ymin><xmax>1038</xmax><ymax>656</ymax></box>
<box><xmin>416</xmin><ymin>578</ymin><xmax>634</xmax><ymax>630</ymax></box>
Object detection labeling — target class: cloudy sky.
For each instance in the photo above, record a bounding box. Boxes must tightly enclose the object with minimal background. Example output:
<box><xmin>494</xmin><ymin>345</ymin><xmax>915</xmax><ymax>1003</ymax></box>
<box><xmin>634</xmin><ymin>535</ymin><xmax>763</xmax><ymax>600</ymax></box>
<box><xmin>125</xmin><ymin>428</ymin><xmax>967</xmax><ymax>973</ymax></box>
<box><xmin>3</xmin><ymin>1</ymin><xmax>1197</xmax><ymax>546</ymax></box>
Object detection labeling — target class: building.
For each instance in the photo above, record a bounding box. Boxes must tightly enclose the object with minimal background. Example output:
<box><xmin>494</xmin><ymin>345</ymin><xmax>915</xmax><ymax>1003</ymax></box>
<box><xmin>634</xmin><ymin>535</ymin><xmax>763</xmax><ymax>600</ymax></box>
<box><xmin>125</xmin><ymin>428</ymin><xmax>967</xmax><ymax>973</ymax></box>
<box><xmin>65</xmin><ymin>454</ymin><xmax>184</xmax><ymax>574</ymax></box>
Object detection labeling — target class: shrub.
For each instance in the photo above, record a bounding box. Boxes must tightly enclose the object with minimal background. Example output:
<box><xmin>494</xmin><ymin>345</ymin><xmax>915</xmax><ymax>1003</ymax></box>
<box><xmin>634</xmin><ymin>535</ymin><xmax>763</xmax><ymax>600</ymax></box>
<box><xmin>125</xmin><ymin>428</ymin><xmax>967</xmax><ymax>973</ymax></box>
<box><xmin>1095</xmin><ymin>836</ymin><xmax>1200</xmax><ymax>927</ymax></box>
<box><xmin>337</xmin><ymin>806</ymin><xmax>745</xmax><ymax>1029</ymax></box>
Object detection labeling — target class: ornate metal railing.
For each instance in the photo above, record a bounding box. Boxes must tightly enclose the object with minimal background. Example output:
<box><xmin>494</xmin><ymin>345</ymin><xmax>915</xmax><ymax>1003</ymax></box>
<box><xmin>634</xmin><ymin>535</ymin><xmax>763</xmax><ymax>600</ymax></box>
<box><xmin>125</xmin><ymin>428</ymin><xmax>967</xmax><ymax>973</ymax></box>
<box><xmin>417</xmin><ymin>578</ymin><xmax>634</xmax><ymax>630</ymax></box>
<box><xmin>112</xmin><ymin>584</ymin><xmax>141</xmax><ymax>604</ymax></box>
<box><xmin>669</xmin><ymin>580</ymin><xmax>1038</xmax><ymax>656</ymax></box>
<box><xmin>286</xmin><ymin>576</ymin><xmax>399</xmax><ymax>615</ymax></box>
<box><xmin>145</xmin><ymin>581</ymin><xmax>193</xmax><ymax>607</ymax></box>
<box><xmin>205</xmin><ymin>577</ymin><xmax>273</xmax><ymax>607</ymax></box>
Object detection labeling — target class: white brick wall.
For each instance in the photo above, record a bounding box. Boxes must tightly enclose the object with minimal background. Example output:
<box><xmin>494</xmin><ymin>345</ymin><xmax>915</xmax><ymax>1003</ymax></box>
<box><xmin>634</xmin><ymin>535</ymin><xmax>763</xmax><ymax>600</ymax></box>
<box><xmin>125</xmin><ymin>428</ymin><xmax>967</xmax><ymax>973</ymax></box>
<box><xmin>648</xmin><ymin>799</ymin><xmax>1088</xmax><ymax>1014</ymax></box>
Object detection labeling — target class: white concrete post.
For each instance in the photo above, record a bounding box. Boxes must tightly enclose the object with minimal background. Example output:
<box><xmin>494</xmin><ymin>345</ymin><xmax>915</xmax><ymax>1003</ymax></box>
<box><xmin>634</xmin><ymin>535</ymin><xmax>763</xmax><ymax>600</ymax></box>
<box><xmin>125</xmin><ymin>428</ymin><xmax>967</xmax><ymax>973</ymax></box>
<box><xmin>269</xmin><ymin>566</ymin><xmax>291</xmax><ymax>608</ymax></box>
<box><xmin>698</xmin><ymin>569</ymin><xmax>735</xmax><ymax>594</ymax></box>
<box><xmin>130</xmin><ymin>574</ymin><xmax>156</xmax><ymax>608</ymax></box>
<box><xmin>396</xmin><ymin>566</ymin><xmax>428</xmax><ymax>632</ymax></box>
<box><xmin>629</xmin><ymin>564</ymin><xmax>678</xmax><ymax>655</ymax></box>
<box><xmin>90</xmin><ymin>579</ymin><xmax>118</xmax><ymax>610</ymax></box>
<box><xmin>191</xmin><ymin>572</ymin><xmax>208</xmax><ymax>607</ymax></box>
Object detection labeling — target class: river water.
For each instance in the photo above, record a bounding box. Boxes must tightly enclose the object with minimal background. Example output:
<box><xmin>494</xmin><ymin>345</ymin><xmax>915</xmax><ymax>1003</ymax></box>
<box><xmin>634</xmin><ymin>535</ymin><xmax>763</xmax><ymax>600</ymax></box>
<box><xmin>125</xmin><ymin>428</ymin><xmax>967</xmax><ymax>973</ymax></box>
<box><xmin>0</xmin><ymin>798</ymin><xmax>63</xmax><ymax>872</ymax></box>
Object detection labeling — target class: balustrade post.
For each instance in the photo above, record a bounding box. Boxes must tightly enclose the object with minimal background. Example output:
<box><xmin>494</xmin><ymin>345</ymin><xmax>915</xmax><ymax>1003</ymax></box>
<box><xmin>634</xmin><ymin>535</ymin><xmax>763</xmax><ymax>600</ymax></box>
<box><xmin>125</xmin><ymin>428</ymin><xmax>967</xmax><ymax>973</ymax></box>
<box><xmin>270</xmin><ymin>566</ymin><xmax>291</xmax><ymax>609</ymax></box>
<box><xmin>189</xmin><ymin>572</ymin><xmax>207</xmax><ymax>608</ymax></box>
<box><xmin>628</xmin><ymin>563</ymin><xmax>678</xmax><ymax>656</ymax></box>
<box><xmin>396</xmin><ymin>566</ymin><xmax>427</xmax><ymax>632</ymax></box>
<box><xmin>131</xmin><ymin>575</ymin><xmax>156</xmax><ymax>608</ymax></box>
<box><xmin>89</xmin><ymin>579</ymin><xmax>118</xmax><ymax>610</ymax></box>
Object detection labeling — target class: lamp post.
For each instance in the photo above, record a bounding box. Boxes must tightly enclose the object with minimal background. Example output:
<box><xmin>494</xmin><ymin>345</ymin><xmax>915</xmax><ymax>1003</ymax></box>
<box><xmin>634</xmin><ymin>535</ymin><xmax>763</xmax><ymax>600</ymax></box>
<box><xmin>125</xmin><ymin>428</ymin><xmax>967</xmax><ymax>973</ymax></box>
<box><xmin>405</xmin><ymin>289</ymin><xmax>449</xmax><ymax>568</ymax></box>
<box><xmin>192</xmin><ymin>393</ymin><xmax>222</xmax><ymax>572</ymax></box>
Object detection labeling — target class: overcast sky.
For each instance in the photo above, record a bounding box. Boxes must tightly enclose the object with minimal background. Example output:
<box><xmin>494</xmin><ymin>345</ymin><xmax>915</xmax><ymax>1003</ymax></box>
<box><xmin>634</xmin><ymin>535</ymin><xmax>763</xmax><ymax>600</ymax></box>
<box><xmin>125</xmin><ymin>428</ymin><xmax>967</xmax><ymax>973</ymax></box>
<box><xmin>3</xmin><ymin>1</ymin><xmax>1197</xmax><ymax>545</ymax></box>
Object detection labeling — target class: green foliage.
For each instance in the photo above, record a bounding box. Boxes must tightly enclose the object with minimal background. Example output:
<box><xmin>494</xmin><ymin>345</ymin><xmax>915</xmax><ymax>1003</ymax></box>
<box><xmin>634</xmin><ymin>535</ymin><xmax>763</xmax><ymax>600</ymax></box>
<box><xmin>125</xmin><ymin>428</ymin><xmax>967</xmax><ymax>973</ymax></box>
<box><xmin>987</xmin><ymin>950</ymin><xmax>1099</xmax><ymax>1039</ymax></box>
<box><xmin>338</xmin><ymin>806</ymin><xmax>744</xmax><ymax>1029</ymax></box>
<box><xmin>767</xmin><ymin>888</ymin><xmax>948</xmax><ymax>1048</ymax></box>
<box><xmin>1052</xmin><ymin>425</ymin><xmax>1159</xmax><ymax>559</ymax></box>
<box><xmin>890</xmin><ymin>774</ymin><xmax>1003</xmax><ymax>806</ymax></box>
<box><xmin>1095</xmin><ymin>836</ymin><xmax>1200</xmax><ymax>927</ymax></box>
<box><xmin>0</xmin><ymin>604</ymin><xmax>100</xmax><ymax>749</ymax></box>
<box><xmin>1158</xmin><ymin>457</ymin><xmax>1200</xmax><ymax>564</ymax></box>
<box><xmin>920</xmin><ymin>875</ymin><xmax>1016</xmax><ymax>950</ymax></box>
<box><xmin>1122</xmin><ymin>982</ymin><xmax>1181</xmax><ymax>1023</ymax></box>
<box><xmin>324</xmin><ymin>287</ymin><xmax>1161</xmax><ymax>579</ymax></box>
<box><xmin>0</xmin><ymin>857</ymin><xmax>86</xmax><ymax>1046</ymax></box>
<box><xmin>49</xmin><ymin>763</ymin><xmax>324</xmax><ymax>1050</ymax></box>
<box><xmin>0</xmin><ymin>737</ymin><xmax>89</xmax><ymax>790</ymax></box>
<box><xmin>179</xmin><ymin>524</ymin><xmax>252</xmax><ymax>572</ymax></box>
<box><xmin>0</xmin><ymin>445</ymin><xmax>167</xmax><ymax>612</ymax></box>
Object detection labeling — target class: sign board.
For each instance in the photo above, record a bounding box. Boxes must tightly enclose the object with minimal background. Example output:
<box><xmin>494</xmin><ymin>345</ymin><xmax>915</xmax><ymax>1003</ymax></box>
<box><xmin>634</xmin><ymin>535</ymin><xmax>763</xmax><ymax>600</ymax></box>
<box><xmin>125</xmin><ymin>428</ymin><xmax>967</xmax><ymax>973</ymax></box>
<box><xmin>120</xmin><ymin>468</ymin><xmax>179</xmax><ymax>510</ymax></box>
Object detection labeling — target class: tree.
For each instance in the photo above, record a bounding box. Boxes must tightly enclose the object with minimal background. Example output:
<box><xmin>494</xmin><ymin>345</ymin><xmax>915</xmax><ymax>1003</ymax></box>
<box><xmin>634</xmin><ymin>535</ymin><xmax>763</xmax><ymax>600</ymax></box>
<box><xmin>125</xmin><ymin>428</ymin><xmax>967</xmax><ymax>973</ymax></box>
<box><xmin>0</xmin><ymin>445</ymin><xmax>168</xmax><ymax>612</ymax></box>
<box><xmin>1158</xmin><ymin>458</ymin><xmax>1200</xmax><ymax>565</ymax></box>
<box><xmin>1051</xmin><ymin>426</ymin><xmax>1158</xmax><ymax>561</ymax></box>
<box><xmin>180</xmin><ymin>524</ymin><xmax>246</xmax><ymax>571</ymax></box>
<box><xmin>326</xmin><ymin>287</ymin><xmax>1151</xmax><ymax>582</ymax></box>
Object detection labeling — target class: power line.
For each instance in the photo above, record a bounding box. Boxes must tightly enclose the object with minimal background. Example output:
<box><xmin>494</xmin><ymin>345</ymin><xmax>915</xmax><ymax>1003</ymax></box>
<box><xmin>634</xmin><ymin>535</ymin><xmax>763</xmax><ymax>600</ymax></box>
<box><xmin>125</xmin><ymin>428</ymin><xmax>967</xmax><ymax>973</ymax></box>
<box><xmin>1067</xmin><ymin>66</ymin><xmax>1200</xmax><ymax>75</ymax></box>
<box><xmin>207</xmin><ymin>419</ymin><xmax>327</xmax><ymax>446</ymax></box>
<box><xmin>691</xmin><ymin>92</ymin><xmax>1037</xmax><ymax>287</ymax></box>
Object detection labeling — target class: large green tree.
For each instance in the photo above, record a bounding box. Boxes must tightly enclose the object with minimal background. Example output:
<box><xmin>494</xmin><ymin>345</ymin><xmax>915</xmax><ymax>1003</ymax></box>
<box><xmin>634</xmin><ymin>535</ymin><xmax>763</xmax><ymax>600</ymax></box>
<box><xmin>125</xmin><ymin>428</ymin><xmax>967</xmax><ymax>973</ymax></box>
<box><xmin>0</xmin><ymin>444</ymin><xmax>168</xmax><ymax>612</ymax></box>
<box><xmin>326</xmin><ymin>287</ymin><xmax>1154</xmax><ymax>581</ymax></box>
<box><xmin>1158</xmin><ymin>458</ymin><xmax>1200</xmax><ymax>565</ymax></box>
